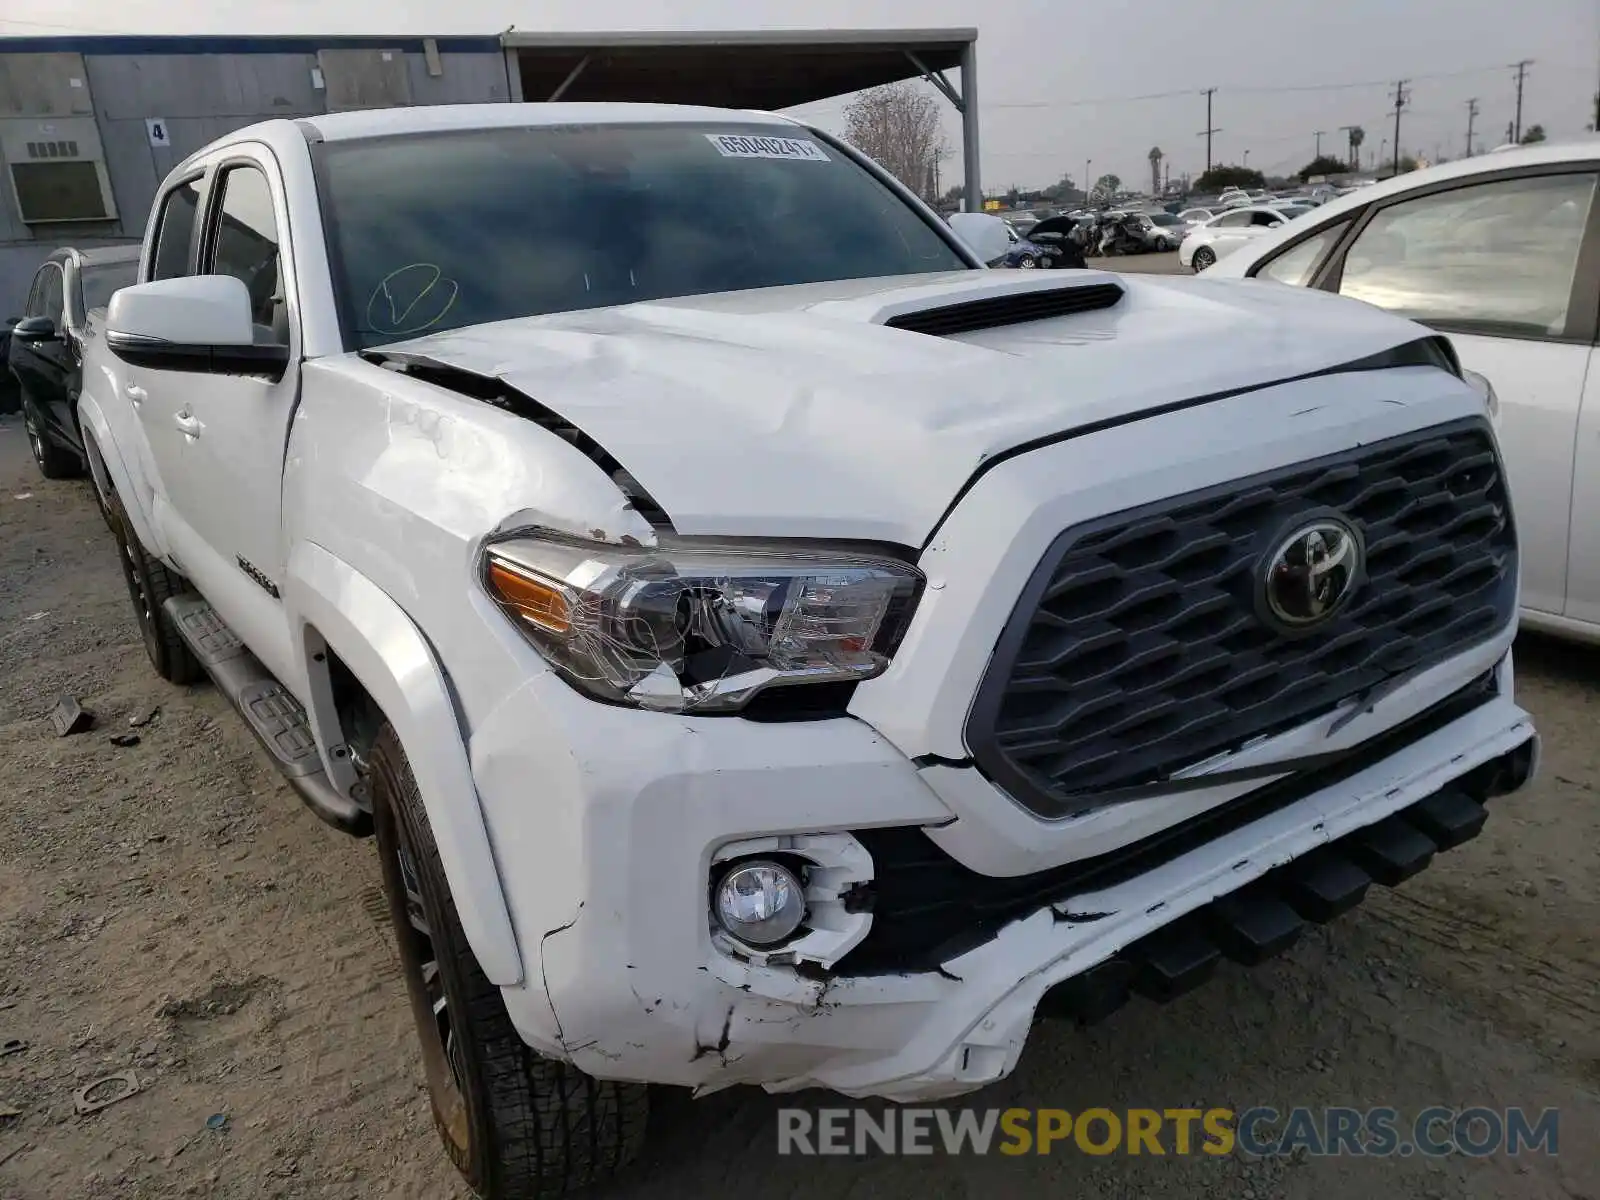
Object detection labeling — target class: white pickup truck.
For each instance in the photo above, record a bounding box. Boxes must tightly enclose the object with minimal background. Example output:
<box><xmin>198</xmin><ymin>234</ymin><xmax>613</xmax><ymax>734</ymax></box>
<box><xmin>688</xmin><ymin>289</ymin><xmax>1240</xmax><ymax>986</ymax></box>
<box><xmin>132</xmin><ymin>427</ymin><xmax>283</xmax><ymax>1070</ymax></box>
<box><xmin>80</xmin><ymin>103</ymin><xmax>1537</xmax><ymax>1197</ymax></box>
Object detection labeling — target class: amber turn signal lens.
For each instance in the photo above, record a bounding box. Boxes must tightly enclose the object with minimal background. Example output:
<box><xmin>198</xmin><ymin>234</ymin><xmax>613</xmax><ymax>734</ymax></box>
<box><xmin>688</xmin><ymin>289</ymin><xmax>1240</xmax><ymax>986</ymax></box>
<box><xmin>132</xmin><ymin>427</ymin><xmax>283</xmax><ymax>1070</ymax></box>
<box><xmin>486</xmin><ymin>558</ymin><xmax>572</xmax><ymax>635</ymax></box>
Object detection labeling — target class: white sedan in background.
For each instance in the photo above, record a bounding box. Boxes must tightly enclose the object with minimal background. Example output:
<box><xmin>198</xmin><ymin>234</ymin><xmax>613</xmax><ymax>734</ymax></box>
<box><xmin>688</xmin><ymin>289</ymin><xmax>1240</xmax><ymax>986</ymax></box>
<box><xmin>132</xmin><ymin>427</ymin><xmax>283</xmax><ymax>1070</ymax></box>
<box><xmin>1179</xmin><ymin>204</ymin><xmax>1312</xmax><ymax>271</ymax></box>
<box><xmin>1206</xmin><ymin>138</ymin><xmax>1600</xmax><ymax>643</ymax></box>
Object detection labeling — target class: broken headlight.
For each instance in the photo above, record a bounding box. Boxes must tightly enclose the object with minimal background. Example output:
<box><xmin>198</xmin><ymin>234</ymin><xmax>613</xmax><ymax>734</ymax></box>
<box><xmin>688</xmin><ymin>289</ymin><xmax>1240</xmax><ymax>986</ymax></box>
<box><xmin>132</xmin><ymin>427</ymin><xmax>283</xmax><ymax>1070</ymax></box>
<box><xmin>482</xmin><ymin>534</ymin><xmax>923</xmax><ymax>713</ymax></box>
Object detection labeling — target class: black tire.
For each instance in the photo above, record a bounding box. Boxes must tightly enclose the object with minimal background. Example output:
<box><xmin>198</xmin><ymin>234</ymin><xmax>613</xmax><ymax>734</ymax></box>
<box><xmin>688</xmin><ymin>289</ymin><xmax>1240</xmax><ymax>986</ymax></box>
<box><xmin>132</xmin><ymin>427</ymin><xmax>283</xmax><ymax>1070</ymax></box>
<box><xmin>22</xmin><ymin>398</ymin><xmax>82</xmax><ymax>480</ymax></box>
<box><xmin>106</xmin><ymin>489</ymin><xmax>204</xmax><ymax>684</ymax></box>
<box><xmin>1016</xmin><ymin>254</ymin><xmax>1038</xmax><ymax>269</ymax></box>
<box><xmin>1192</xmin><ymin>246</ymin><xmax>1217</xmax><ymax>272</ymax></box>
<box><xmin>369</xmin><ymin>725</ymin><xmax>647</xmax><ymax>1198</ymax></box>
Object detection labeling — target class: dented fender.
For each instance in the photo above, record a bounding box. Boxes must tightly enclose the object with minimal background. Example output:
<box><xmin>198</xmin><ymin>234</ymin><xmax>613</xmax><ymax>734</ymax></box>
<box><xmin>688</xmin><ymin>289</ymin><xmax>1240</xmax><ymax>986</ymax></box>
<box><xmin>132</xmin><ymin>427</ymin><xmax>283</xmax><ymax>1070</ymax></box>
<box><xmin>284</xmin><ymin>540</ymin><xmax>524</xmax><ymax>987</ymax></box>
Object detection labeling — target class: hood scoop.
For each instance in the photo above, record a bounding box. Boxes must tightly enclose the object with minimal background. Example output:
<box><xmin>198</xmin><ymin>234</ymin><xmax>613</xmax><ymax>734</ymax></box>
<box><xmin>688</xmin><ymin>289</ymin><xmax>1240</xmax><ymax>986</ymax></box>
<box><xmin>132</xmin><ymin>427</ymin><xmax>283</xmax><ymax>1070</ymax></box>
<box><xmin>883</xmin><ymin>281</ymin><xmax>1124</xmax><ymax>338</ymax></box>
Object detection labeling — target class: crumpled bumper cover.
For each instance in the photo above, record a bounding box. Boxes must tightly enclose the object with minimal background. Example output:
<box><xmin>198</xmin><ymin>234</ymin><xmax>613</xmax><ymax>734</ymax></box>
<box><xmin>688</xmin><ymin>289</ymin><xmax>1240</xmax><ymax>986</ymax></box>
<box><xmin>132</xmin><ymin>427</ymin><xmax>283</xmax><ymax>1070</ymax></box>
<box><xmin>490</xmin><ymin>684</ymin><xmax>1534</xmax><ymax>1102</ymax></box>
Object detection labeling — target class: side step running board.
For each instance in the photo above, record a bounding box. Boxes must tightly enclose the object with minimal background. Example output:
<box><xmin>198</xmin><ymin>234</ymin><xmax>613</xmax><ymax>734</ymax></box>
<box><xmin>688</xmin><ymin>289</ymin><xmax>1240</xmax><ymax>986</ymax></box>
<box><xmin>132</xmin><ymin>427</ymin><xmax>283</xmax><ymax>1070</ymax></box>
<box><xmin>165</xmin><ymin>595</ymin><xmax>371</xmax><ymax>837</ymax></box>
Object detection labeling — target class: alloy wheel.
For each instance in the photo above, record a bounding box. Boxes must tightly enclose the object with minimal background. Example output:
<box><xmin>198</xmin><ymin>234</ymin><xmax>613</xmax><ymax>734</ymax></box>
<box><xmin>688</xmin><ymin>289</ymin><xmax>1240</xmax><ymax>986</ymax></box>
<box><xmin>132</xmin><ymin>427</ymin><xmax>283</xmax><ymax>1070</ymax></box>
<box><xmin>23</xmin><ymin>408</ymin><xmax>44</xmax><ymax>466</ymax></box>
<box><xmin>392</xmin><ymin>833</ymin><xmax>470</xmax><ymax>1147</ymax></box>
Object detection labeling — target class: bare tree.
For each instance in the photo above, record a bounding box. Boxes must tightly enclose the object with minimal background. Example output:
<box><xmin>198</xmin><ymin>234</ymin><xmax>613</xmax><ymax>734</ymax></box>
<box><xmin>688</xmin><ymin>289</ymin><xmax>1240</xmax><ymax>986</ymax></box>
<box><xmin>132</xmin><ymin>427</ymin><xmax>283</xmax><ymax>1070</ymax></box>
<box><xmin>843</xmin><ymin>82</ymin><xmax>950</xmax><ymax>203</ymax></box>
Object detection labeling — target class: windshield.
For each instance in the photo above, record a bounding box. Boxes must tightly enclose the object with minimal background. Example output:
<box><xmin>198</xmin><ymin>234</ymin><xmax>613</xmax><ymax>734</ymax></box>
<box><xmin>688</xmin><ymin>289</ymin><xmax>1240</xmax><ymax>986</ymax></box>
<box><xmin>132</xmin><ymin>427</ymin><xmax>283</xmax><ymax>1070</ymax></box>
<box><xmin>315</xmin><ymin>122</ymin><xmax>970</xmax><ymax>349</ymax></box>
<box><xmin>79</xmin><ymin>260</ymin><xmax>137</xmax><ymax>318</ymax></box>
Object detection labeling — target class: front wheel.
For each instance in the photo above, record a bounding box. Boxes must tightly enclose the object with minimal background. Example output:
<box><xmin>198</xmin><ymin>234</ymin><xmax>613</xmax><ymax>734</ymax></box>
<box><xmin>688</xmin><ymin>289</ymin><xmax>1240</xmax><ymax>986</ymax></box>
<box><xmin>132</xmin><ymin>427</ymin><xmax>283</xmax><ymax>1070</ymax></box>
<box><xmin>1016</xmin><ymin>254</ymin><xmax>1038</xmax><ymax>269</ymax></box>
<box><xmin>369</xmin><ymin>725</ymin><xmax>648</xmax><ymax>1198</ymax></box>
<box><xmin>1191</xmin><ymin>246</ymin><xmax>1217</xmax><ymax>272</ymax></box>
<box><xmin>23</xmin><ymin>399</ymin><xmax>81</xmax><ymax>480</ymax></box>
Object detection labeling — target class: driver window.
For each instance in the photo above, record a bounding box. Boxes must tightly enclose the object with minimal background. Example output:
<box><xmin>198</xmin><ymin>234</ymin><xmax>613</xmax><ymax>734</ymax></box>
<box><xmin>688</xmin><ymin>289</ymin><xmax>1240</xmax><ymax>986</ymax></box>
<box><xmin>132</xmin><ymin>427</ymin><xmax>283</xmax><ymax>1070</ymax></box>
<box><xmin>22</xmin><ymin>270</ymin><xmax>45</xmax><ymax>317</ymax></box>
<box><xmin>1250</xmin><ymin>211</ymin><xmax>1280</xmax><ymax>227</ymax></box>
<box><xmin>40</xmin><ymin>267</ymin><xmax>64</xmax><ymax>326</ymax></box>
<box><xmin>1216</xmin><ymin>211</ymin><xmax>1252</xmax><ymax>228</ymax></box>
<box><xmin>205</xmin><ymin>165</ymin><xmax>286</xmax><ymax>346</ymax></box>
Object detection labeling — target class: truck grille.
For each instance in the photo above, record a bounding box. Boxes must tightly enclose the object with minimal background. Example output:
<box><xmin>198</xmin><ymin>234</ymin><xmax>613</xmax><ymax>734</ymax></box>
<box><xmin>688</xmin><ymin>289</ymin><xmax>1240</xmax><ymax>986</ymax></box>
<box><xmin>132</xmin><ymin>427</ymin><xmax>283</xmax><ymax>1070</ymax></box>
<box><xmin>965</xmin><ymin>418</ymin><xmax>1515</xmax><ymax>817</ymax></box>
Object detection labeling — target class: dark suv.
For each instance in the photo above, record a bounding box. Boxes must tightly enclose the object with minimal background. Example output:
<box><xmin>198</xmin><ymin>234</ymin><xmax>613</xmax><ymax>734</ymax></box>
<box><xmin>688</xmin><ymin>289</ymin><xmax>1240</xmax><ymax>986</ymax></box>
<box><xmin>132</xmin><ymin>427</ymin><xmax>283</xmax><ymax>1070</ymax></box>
<box><xmin>9</xmin><ymin>245</ymin><xmax>140</xmax><ymax>478</ymax></box>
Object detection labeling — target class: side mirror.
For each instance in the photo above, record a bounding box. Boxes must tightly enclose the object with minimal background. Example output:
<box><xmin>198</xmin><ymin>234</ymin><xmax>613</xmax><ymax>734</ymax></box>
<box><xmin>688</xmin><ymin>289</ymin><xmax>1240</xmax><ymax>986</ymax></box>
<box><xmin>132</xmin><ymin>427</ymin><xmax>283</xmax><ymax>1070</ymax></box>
<box><xmin>106</xmin><ymin>275</ymin><xmax>287</xmax><ymax>379</ymax></box>
<box><xmin>947</xmin><ymin>213</ymin><xmax>1015</xmax><ymax>266</ymax></box>
<box><xmin>10</xmin><ymin>315</ymin><xmax>59</xmax><ymax>343</ymax></box>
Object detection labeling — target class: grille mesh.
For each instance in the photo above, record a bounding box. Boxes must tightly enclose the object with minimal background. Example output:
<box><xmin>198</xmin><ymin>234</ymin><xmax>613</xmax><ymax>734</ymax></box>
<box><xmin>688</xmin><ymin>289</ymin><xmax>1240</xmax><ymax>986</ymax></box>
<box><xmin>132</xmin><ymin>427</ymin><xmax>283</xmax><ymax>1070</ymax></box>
<box><xmin>966</xmin><ymin>419</ymin><xmax>1516</xmax><ymax>817</ymax></box>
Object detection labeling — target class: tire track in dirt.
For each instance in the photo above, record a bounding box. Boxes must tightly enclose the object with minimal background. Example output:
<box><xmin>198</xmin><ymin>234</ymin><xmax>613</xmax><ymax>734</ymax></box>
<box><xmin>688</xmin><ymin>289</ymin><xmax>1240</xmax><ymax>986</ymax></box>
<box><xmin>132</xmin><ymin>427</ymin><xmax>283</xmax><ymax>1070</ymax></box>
<box><xmin>1370</xmin><ymin>889</ymin><xmax>1600</xmax><ymax>1023</ymax></box>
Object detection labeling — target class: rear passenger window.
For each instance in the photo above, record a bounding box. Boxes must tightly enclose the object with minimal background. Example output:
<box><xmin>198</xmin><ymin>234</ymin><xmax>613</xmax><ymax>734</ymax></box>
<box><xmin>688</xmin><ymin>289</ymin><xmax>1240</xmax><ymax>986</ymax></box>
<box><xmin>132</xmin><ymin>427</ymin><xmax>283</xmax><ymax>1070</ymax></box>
<box><xmin>1337</xmin><ymin>172</ymin><xmax>1597</xmax><ymax>338</ymax></box>
<box><xmin>150</xmin><ymin>179</ymin><xmax>202</xmax><ymax>281</ymax></box>
<box><xmin>1256</xmin><ymin>220</ymin><xmax>1352</xmax><ymax>287</ymax></box>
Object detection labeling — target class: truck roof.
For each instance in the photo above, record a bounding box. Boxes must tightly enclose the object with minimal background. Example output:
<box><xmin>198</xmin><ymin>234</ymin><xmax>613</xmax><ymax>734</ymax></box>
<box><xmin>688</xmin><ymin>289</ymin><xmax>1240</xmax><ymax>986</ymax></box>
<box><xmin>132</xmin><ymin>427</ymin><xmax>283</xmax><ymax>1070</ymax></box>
<box><xmin>295</xmin><ymin>101</ymin><xmax>804</xmax><ymax>143</ymax></box>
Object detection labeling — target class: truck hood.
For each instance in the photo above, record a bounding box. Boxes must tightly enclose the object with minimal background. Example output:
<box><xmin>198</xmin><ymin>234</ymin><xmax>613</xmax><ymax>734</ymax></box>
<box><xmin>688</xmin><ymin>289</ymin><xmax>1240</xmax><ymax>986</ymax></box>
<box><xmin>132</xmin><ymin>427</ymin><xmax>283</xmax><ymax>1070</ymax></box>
<box><xmin>378</xmin><ymin>269</ymin><xmax>1441</xmax><ymax>547</ymax></box>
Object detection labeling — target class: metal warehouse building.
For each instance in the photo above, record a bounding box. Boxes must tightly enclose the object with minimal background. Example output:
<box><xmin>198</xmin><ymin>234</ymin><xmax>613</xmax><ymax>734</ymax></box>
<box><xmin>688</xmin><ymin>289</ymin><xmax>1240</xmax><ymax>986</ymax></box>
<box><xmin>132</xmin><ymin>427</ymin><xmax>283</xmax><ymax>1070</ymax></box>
<box><xmin>0</xmin><ymin>29</ymin><xmax>981</xmax><ymax>314</ymax></box>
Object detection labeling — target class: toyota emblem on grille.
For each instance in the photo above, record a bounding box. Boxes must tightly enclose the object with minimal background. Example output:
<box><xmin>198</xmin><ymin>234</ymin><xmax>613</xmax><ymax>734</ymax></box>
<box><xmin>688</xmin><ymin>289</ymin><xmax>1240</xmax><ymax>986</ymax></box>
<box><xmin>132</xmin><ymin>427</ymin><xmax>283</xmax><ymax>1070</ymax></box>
<box><xmin>1258</xmin><ymin>514</ymin><xmax>1365</xmax><ymax>633</ymax></box>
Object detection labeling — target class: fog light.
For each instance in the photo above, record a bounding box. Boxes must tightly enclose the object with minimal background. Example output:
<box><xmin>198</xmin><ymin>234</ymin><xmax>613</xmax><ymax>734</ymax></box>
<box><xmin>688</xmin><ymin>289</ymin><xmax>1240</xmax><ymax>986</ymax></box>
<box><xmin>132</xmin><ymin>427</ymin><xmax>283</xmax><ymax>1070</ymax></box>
<box><xmin>713</xmin><ymin>860</ymin><xmax>805</xmax><ymax>947</ymax></box>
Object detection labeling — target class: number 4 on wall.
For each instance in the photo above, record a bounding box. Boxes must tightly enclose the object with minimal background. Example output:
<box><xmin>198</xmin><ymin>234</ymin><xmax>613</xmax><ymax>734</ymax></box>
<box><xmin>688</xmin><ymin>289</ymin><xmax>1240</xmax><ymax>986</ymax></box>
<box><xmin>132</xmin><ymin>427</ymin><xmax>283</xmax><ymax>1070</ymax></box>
<box><xmin>145</xmin><ymin>119</ymin><xmax>170</xmax><ymax>147</ymax></box>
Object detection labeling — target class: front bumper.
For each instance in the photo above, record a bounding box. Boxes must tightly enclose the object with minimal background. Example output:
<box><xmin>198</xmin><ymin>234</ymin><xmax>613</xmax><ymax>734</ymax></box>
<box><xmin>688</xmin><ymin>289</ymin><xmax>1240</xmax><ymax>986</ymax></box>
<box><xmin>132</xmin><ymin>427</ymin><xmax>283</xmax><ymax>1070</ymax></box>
<box><xmin>471</xmin><ymin>650</ymin><xmax>1535</xmax><ymax>1102</ymax></box>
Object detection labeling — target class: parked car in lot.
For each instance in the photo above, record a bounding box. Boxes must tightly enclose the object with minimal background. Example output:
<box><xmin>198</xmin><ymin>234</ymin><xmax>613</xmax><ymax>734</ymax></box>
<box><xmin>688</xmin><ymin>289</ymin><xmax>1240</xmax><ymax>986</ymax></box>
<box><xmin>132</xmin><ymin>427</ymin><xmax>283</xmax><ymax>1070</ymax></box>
<box><xmin>1180</xmin><ymin>204</ymin><xmax>1305</xmax><ymax>271</ymax></box>
<box><xmin>1207</xmin><ymin>138</ymin><xmax>1600</xmax><ymax>643</ymax></box>
<box><xmin>1141</xmin><ymin>210</ymin><xmax>1186</xmax><ymax>250</ymax></box>
<box><xmin>80</xmin><ymin>102</ymin><xmax>1535</xmax><ymax>1198</ymax></box>
<box><xmin>1002</xmin><ymin>214</ymin><xmax>1089</xmax><ymax>268</ymax></box>
<box><xmin>0</xmin><ymin>318</ymin><xmax>20</xmax><ymax>415</ymax></box>
<box><xmin>8</xmin><ymin>245</ymin><xmax>140</xmax><ymax>479</ymax></box>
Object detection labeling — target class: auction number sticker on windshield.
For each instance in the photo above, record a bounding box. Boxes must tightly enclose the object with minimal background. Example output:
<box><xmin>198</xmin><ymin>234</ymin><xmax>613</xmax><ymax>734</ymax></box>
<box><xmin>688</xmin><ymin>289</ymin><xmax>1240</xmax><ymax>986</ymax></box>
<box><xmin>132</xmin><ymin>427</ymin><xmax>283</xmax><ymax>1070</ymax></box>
<box><xmin>706</xmin><ymin>133</ymin><xmax>831</xmax><ymax>162</ymax></box>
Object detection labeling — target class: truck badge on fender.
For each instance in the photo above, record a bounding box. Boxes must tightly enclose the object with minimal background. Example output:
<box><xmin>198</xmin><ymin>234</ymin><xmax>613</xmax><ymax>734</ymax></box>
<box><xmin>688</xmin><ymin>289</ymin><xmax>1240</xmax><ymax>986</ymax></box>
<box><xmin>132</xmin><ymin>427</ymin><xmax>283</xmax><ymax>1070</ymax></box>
<box><xmin>237</xmin><ymin>555</ymin><xmax>280</xmax><ymax>599</ymax></box>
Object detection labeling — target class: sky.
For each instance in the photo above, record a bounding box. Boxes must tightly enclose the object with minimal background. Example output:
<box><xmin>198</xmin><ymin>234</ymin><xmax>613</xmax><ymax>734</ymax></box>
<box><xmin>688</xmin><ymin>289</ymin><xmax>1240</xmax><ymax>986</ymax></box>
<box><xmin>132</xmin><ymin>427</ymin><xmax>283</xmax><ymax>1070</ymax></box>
<box><xmin>4</xmin><ymin>0</ymin><xmax>1598</xmax><ymax>192</ymax></box>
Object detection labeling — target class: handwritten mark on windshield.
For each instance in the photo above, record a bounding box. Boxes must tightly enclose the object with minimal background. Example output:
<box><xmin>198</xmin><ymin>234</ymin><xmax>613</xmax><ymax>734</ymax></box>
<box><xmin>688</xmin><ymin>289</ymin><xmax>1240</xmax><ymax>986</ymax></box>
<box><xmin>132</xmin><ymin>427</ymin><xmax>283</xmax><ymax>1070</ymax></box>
<box><xmin>365</xmin><ymin>263</ymin><xmax>460</xmax><ymax>337</ymax></box>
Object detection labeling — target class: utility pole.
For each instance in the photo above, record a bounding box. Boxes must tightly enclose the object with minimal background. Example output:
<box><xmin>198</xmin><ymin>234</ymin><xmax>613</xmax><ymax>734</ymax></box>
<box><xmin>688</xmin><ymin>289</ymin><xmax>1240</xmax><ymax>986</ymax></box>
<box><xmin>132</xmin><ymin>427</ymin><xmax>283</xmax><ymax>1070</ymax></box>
<box><xmin>1314</xmin><ymin>129</ymin><xmax>1325</xmax><ymax>159</ymax></box>
<box><xmin>1511</xmin><ymin>60</ymin><xmax>1532</xmax><ymax>143</ymax></box>
<box><xmin>1465</xmin><ymin>97</ymin><xmax>1479</xmax><ymax>157</ymax></box>
<box><xmin>1390</xmin><ymin>80</ymin><xmax>1408</xmax><ymax>174</ymax></box>
<box><xmin>1197</xmin><ymin>88</ymin><xmax>1220</xmax><ymax>173</ymax></box>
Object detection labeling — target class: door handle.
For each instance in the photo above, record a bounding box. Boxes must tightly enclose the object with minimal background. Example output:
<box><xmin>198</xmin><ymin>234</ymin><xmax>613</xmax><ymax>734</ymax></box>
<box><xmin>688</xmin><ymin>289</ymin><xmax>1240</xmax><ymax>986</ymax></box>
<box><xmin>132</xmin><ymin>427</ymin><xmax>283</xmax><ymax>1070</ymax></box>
<box><xmin>125</xmin><ymin>384</ymin><xmax>146</xmax><ymax>407</ymax></box>
<box><xmin>174</xmin><ymin>410</ymin><xmax>203</xmax><ymax>438</ymax></box>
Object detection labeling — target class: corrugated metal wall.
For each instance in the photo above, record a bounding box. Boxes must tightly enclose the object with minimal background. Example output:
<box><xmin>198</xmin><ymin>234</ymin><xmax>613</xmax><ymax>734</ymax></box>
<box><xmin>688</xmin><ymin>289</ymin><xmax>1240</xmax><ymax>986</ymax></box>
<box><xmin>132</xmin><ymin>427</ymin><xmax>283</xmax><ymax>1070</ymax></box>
<box><xmin>0</xmin><ymin>38</ymin><xmax>508</xmax><ymax>314</ymax></box>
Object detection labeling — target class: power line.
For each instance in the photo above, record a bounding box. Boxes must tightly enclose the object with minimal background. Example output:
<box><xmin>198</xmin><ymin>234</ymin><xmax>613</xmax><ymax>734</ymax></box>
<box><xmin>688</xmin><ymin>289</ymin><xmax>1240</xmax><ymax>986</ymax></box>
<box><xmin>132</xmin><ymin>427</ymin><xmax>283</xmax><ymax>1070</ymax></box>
<box><xmin>982</xmin><ymin>61</ymin><xmax>1543</xmax><ymax>110</ymax></box>
<box><xmin>990</xmin><ymin>87</ymin><xmax>1207</xmax><ymax>111</ymax></box>
<box><xmin>1197</xmin><ymin>87</ymin><xmax>1220</xmax><ymax>173</ymax></box>
<box><xmin>1511</xmin><ymin>59</ymin><xmax>1533</xmax><ymax>143</ymax></box>
<box><xmin>0</xmin><ymin>16</ymin><xmax>141</xmax><ymax>34</ymax></box>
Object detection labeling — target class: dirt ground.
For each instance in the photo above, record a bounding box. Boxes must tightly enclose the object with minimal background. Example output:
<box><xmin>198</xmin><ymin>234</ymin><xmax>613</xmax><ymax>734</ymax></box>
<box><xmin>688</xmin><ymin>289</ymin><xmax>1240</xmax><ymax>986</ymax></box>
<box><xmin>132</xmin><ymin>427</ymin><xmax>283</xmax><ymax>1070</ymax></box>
<box><xmin>0</xmin><ymin>416</ymin><xmax>1595</xmax><ymax>1200</ymax></box>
